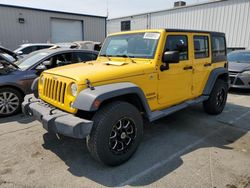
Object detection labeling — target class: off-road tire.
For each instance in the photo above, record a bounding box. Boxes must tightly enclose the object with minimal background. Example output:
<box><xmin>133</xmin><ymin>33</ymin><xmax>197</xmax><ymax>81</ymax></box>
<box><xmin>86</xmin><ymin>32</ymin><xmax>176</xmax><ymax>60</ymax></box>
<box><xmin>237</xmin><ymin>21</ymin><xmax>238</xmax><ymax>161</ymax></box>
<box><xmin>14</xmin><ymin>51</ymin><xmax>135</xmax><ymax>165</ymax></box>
<box><xmin>203</xmin><ymin>79</ymin><xmax>228</xmax><ymax>115</ymax></box>
<box><xmin>0</xmin><ymin>87</ymin><xmax>23</xmax><ymax>117</ymax></box>
<box><xmin>86</xmin><ymin>101</ymin><xmax>143</xmax><ymax>166</ymax></box>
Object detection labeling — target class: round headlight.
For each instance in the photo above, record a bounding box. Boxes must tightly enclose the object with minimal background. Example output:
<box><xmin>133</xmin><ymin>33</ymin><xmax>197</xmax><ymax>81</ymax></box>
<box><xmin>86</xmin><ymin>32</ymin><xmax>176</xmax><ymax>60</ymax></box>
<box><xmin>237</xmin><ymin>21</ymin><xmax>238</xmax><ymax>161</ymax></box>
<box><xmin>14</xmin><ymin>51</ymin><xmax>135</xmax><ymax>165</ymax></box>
<box><xmin>71</xmin><ymin>83</ymin><xmax>78</xmax><ymax>96</ymax></box>
<box><xmin>40</xmin><ymin>76</ymin><xmax>44</xmax><ymax>85</ymax></box>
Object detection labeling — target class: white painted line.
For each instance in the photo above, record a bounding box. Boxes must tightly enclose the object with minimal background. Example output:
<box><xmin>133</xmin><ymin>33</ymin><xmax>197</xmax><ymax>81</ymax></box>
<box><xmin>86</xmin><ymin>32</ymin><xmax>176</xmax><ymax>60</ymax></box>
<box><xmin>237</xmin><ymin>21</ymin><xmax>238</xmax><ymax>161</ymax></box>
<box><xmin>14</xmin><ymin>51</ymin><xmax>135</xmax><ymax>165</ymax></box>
<box><xmin>118</xmin><ymin>128</ymin><xmax>220</xmax><ymax>187</ymax></box>
<box><xmin>229</xmin><ymin>111</ymin><xmax>250</xmax><ymax>124</ymax></box>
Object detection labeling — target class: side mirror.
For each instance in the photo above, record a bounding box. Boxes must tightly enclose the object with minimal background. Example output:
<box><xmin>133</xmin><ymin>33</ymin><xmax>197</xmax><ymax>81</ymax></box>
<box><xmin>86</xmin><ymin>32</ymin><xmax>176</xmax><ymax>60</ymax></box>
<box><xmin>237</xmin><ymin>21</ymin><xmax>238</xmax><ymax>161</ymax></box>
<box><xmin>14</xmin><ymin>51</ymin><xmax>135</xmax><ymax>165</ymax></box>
<box><xmin>160</xmin><ymin>51</ymin><xmax>180</xmax><ymax>71</ymax></box>
<box><xmin>36</xmin><ymin>64</ymin><xmax>47</xmax><ymax>71</ymax></box>
<box><xmin>16</xmin><ymin>51</ymin><xmax>23</xmax><ymax>55</ymax></box>
<box><xmin>163</xmin><ymin>51</ymin><xmax>179</xmax><ymax>63</ymax></box>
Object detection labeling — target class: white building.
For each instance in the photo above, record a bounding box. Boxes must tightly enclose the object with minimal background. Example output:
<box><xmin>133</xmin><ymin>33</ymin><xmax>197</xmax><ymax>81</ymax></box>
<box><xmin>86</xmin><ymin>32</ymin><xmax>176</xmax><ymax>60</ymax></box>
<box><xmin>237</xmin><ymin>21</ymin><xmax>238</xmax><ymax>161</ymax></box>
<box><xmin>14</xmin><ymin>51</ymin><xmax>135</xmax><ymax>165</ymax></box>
<box><xmin>107</xmin><ymin>0</ymin><xmax>250</xmax><ymax>50</ymax></box>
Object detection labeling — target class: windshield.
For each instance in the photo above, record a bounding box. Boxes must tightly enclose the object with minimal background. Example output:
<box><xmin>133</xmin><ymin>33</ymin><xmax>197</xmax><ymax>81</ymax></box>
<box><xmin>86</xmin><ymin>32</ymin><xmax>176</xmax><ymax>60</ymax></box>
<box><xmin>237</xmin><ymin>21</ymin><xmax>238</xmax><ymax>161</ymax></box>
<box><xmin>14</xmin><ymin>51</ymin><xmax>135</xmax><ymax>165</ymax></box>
<box><xmin>15</xmin><ymin>51</ymin><xmax>50</xmax><ymax>70</ymax></box>
<box><xmin>100</xmin><ymin>32</ymin><xmax>160</xmax><ymax>59</ymax></box>
<box><xmin>228</xmin><ymin>52</ymin><xmax>250</xmax><ymax>63</ymax></box>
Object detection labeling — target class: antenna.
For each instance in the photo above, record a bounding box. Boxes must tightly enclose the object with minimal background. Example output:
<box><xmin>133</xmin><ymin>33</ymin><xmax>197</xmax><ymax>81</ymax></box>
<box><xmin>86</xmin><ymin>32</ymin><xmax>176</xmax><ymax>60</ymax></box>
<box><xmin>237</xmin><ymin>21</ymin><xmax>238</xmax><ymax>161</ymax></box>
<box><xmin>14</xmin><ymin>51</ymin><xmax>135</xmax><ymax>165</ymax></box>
<box><xmin>106</xmin><ymin>0</ymin><xmax>109</xmax><ymax>17</ymax></box>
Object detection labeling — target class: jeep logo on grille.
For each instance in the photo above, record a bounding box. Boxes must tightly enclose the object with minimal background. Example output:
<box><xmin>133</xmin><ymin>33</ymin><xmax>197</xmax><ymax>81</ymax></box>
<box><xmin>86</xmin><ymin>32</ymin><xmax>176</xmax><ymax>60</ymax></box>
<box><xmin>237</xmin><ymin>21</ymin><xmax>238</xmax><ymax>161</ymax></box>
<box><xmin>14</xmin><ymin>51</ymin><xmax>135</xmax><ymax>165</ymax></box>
<box><xmin>52</xmin><ymin>76</ymin><xmax>58</xmax><ymax>80</ymax></box>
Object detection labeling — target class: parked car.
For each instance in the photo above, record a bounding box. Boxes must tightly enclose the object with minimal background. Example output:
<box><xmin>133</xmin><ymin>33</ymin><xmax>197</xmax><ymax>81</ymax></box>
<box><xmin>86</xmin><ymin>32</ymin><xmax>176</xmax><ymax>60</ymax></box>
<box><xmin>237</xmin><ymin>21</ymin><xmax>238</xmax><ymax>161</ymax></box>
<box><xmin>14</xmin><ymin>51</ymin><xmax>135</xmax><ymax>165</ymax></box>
<box><xmin>74</xmin><ymin>41</ymin><xmax>102</xmax><ymax>51</ymax></box>
<box><xmin>228</xmin><ymin>50</ymin><xmax>250</xmax><ymax>89</ymax></box>
<box><xmin>23</xmin><ymin>29</ymin><xmax>228</xmax><ymax>166</ymax></box>
<box><xmin>14</xmin><ymin>43</ymin><xmax>55</xmax><ymax>56</ymax></box>
<box><xmin>0</xmin><ymin>48</ymin><xmax>98</xmax><ymax>117</ymax></box>
<box><xmin>55</xmin><ymin>41</ymin><xmax>102</xmax><ymax>51</ymax></box>
<box><xmin>0</xmin><ymin>46</ymin><xmax>21</xmax><ymax>63</ymax></box>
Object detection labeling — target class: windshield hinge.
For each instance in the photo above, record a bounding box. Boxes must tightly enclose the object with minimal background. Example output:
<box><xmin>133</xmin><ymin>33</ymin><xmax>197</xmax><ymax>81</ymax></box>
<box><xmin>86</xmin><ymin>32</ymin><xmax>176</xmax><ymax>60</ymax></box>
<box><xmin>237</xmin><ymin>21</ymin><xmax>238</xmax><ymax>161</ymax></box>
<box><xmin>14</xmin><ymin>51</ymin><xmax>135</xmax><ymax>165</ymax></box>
<box><xmin>86</xmin><ymin>79</ymin><xmax>95</xmax><ymax>90</ymax></box>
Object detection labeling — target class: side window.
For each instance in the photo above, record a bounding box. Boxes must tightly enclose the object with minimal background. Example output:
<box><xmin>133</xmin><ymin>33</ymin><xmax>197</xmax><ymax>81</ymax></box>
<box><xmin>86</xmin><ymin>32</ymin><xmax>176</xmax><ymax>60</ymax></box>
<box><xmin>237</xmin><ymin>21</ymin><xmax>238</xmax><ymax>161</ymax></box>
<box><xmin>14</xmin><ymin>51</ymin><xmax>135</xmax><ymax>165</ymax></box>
<box><xmin>37</xmin><ymin>45</ymin><xmax>52</xmax><ymax>50</ymax></box>
<box><xmin>53</xmin><ymin>53</ymin><xmax>72</xmax><ymax>67</ymax></box>
<box><xmin>212</xmin><ymin>36</ymin><xmax>226</xmax><ymax>62</ymax></box>
<box><xmin>166</xmin><ymin>35</ymin><xmax>188</xmax><ymax>60</ymax></box>
<box><xmin>22</xmin><ymin>46</ymin><xmax>36</xmax><ymax>54</ymax></box>
<box><xmin>73</xmin><ymin>52</ymin><xmax>97</xmax><ymax>63</ymax></box>
<box><xmin>194</xmin><ymin>36</ymin><xmax>209</xmax><ymax>59</ymax></box>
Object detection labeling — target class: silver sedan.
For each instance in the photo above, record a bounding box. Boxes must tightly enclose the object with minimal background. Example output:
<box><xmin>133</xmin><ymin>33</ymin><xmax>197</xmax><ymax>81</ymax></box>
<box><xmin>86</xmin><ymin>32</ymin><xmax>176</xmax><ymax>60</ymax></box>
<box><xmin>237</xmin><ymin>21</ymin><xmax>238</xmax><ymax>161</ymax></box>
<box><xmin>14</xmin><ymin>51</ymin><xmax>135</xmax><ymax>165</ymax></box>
<box><xmin>228</xmin><ymin>50</ymin><xmax>250</xmax><ymax>89</ymax></box>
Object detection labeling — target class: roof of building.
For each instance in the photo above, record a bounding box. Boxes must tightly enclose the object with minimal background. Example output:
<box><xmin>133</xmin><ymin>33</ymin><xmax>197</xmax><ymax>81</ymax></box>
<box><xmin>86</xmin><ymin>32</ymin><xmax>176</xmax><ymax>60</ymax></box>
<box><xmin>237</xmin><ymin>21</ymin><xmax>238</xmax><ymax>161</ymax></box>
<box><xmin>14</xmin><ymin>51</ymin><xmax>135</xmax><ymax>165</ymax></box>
<box><xmin>0</xmin><ymin>3</ymin><xmax>107</xmax><ymax>19</ymax></box>
<box><xmin>108</xmin><ymin>0</ymin><xmax>227</xmax><ymax>20</ymax></box>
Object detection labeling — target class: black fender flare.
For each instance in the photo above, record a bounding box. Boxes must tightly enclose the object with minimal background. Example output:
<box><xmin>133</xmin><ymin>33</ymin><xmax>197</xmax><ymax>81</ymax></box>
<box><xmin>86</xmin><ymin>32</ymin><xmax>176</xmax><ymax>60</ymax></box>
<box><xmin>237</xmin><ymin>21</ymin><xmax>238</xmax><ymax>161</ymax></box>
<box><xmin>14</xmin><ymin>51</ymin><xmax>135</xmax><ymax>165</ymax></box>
<box><xmin>72</xmin><ymin>82</ymin><xmax>152</xmax><ymax>117</ymax></box>
<box><xmin>203</xmin><ymin>67</ymin><xmax>229</xmax><ymax>95</ymax></box>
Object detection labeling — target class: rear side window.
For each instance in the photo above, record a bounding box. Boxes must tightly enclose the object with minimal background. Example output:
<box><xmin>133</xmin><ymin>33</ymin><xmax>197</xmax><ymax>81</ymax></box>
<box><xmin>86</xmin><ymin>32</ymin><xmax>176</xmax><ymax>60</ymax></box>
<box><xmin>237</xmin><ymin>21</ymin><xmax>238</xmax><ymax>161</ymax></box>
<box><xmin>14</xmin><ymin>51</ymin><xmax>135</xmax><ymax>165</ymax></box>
<box><xmin>22</xmin><ymin>46</ymin><xmax>37</xmax><ymax>54</ymax></box>
<box><xmin>194</xmin><ymin>36</ymin><xmax>209</xmax><ymax>59</ymax></box>
<box><xmin>37</xmin><ymin>45</ymin><xmax>52</xmax><ymax>50</ymax></box>
<box><xmin>211</xmin><ymin>36</ymin><xmax>226</xmax><ymax>62</ymax></box>
<box><xmin>73</xmin><ymin>52</ymin><xmax>97</xmax><ymax>63</ymax></box>
<box><xmin>165</xmin><ymin>35</ymin><xmax>188</xmax><ymax>60</ymax></box>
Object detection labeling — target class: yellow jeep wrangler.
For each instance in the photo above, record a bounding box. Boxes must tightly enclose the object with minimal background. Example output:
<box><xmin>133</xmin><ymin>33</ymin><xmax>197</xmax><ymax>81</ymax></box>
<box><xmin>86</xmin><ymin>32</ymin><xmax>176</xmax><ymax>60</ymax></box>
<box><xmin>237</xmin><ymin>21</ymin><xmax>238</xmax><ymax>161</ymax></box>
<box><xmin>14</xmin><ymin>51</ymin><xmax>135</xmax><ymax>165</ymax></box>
<box><xmin>23</xmin><ymin>29</ymin><xmax>229</xmax><ymax>166</ymax></box>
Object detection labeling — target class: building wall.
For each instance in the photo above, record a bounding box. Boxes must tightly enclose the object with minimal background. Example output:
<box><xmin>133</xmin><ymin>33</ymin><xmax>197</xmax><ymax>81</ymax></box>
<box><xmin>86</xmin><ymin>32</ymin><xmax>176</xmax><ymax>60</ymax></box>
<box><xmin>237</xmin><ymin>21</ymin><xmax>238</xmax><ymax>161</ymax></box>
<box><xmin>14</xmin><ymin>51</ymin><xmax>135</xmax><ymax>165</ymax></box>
<box><xmin>0</xmin><ymin>5</ymin><xmax>106</xmax><ymax>49</ymax></box>
<box><xmin>107</xmin><ymin>0</ymin><xmax>250</xmax><ymax>49</ymax></box>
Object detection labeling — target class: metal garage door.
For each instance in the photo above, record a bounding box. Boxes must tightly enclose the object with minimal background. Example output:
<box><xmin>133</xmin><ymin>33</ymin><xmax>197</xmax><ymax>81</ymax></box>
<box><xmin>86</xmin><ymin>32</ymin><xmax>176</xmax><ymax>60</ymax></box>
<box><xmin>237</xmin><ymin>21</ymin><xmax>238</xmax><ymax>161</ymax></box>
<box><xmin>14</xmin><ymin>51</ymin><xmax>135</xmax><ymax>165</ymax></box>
<box><xmin>51</xmin><ymin>18</ymin><xmax>83</xmax><ymax>43</ymax></box>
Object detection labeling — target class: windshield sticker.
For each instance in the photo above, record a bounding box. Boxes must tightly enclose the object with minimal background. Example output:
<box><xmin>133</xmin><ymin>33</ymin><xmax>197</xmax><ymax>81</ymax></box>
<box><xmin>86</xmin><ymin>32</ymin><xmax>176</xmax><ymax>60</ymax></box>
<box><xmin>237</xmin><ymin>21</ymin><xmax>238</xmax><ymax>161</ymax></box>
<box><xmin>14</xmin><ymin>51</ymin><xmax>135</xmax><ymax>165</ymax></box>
<box><xmin>143</xmin><ymin>33</ymin><xmax>160</xmax><ymax>40</ymax></box>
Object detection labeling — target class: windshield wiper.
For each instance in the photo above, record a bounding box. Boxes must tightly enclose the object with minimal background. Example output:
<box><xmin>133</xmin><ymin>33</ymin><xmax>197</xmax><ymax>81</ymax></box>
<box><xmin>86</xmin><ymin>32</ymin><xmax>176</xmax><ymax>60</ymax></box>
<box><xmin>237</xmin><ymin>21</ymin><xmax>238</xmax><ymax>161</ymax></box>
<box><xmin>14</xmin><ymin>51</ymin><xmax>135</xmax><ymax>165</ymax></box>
<box><xmin>100</xmin><ymin>54</ymin><xmax>111</xmax><ymax>61</ymax></box>
<box><xmin>116</xmin><ymin>54</ymin><xmax>136</xmax><ymax>64</ymax></box>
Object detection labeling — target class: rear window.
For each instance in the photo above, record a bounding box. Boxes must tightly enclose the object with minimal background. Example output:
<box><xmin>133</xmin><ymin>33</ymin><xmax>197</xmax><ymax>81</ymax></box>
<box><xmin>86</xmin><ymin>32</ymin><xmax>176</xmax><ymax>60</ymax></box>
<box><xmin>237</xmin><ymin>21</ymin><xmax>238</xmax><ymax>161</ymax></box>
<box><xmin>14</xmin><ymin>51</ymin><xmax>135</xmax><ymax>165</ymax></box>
<box><xmin>194</xmin><ymin>36</ymin><xmax>209</xmax><ymax>59</ymax></box>
<box><xmin>211</xmin><ymin>35</ymin><xmax>226</xmax><ymax>62</ymax></box>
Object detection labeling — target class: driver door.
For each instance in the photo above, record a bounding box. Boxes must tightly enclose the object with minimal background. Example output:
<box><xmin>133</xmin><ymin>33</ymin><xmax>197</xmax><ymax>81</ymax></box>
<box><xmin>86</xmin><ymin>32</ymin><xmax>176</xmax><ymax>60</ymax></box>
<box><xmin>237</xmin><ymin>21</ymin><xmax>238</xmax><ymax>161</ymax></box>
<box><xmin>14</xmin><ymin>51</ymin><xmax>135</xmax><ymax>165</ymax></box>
<box><xmin>158</xmin><ymin>33</ymin><xmax>193</xmax><ymax>107</ymax></box>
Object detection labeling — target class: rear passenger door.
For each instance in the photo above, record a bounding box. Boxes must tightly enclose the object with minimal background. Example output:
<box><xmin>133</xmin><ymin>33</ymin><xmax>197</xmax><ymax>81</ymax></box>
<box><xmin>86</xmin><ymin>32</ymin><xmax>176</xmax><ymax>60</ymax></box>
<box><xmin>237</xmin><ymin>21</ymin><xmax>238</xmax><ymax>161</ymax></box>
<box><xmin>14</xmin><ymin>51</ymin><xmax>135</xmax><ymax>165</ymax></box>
<box><xmin>192</xmin><ymin>34</ymin><xmax>212</xmax><ymax>97</ymax></box>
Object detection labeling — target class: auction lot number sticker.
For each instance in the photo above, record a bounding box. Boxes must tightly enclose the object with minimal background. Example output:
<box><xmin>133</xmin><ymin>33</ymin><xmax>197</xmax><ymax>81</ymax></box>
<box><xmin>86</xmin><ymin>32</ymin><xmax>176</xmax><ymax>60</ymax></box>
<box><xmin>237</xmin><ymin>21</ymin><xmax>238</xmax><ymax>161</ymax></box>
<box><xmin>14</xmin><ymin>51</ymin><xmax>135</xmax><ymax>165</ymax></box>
<box><xmin>143</xmin><ymin>33</ymin><xmax>160</xmax><ymax>40</ymax></box>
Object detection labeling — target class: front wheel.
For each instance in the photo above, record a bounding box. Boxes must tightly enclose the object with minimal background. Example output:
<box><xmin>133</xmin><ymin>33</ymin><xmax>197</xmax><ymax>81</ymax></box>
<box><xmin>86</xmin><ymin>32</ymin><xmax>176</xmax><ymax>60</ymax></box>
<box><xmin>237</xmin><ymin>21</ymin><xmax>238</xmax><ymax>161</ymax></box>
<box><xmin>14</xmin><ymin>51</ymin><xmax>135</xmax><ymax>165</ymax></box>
<box><xmin>0</xmin><ymin>88</ymin><xmax>23</xmax><ymax>117</ymax></box>
<box><xmin>203</xmin><ymin>79</ymin><xmax>228</xmax><ymax>115</ymax></box>
<box><xmin>86</xmin><ymin>101</ymin><xmax>143</xmax><ymax>166</ymax></box>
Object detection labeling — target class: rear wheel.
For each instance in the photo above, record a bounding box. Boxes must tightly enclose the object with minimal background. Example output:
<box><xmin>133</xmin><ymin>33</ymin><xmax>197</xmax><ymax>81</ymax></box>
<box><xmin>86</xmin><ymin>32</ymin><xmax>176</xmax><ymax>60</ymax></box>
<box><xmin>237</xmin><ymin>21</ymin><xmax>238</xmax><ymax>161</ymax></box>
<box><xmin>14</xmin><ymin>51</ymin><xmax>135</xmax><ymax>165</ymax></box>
<box><xmin>203</xmin><ymin>79</ymin><xmax>228</xmax><ymax>115</ymax></box>
<box><xmin>86</xmin><ymin>101</ymin><xmax>143</xmax><ymax>166</ymax></box>
<box><xmin>0</xmin><ymin>88</ymin><xmax>23</xmax><ymax>117</ymax></box>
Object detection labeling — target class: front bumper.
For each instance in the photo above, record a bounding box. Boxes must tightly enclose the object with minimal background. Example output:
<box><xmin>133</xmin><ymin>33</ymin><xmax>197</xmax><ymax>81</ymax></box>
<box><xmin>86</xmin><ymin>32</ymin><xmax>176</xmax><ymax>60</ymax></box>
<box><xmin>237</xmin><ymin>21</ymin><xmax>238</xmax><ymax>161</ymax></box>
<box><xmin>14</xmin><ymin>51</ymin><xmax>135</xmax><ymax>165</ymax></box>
<box><xmin>229</xmin><ymin>72</ymin><xmax>250</xmax><ymax>89</ymax></box>
<box><xmin>22</xmin><ymin>94</ymin><xmax>93</xmax><ymax>139</ymax></box>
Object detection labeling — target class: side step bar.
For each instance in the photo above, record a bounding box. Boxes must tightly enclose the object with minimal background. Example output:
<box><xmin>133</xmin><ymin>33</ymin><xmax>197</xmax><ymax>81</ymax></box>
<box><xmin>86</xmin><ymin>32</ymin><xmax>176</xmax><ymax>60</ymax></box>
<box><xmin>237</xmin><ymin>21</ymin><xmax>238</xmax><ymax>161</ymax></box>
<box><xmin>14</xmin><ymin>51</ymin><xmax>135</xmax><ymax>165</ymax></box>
<box><xmin>148</xmin><ymin>96</ymin><xmax>209</xmax><ymax>122</ymax></box>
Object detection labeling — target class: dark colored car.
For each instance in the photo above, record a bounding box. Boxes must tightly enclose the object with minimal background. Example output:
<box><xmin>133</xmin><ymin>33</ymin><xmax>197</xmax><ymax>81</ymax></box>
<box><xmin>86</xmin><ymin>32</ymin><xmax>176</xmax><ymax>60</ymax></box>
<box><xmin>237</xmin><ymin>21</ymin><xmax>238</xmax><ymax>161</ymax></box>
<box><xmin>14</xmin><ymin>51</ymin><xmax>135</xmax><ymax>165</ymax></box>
<box><xmin>228</xmin><ymin>50</ymin><xmax>250</xmax><ymax>89</ymax></box>
<box><xmin>0</xmin><ymin>48</ymin><xmax>98</xmax><ymax>117</ymax></box>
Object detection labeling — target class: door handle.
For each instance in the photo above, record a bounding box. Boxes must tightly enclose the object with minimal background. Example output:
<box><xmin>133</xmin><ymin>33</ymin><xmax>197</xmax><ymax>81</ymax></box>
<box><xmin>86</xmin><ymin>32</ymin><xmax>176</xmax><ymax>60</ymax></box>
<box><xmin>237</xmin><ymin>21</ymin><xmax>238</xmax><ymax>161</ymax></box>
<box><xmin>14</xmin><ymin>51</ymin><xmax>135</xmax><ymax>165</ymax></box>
<box><xmin>204</xmin><ymin>63</ymin><xmax>212</xmax><ymax>67</ymax></box>
<box><xmin>183</xmin><ymin>66</ymin><xmax>193</xmax><ymax>70</ymax></box>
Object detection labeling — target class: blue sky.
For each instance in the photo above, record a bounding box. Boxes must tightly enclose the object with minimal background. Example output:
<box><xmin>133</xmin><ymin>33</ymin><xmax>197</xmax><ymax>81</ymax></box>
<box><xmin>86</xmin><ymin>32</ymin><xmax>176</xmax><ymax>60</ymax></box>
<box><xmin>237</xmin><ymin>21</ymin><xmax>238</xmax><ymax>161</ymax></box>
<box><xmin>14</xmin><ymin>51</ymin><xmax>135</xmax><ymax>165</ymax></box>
<box><xmin>0</xmin><ymin>0</ymin><xmax>206</xmax><ymax>18</ymax></box>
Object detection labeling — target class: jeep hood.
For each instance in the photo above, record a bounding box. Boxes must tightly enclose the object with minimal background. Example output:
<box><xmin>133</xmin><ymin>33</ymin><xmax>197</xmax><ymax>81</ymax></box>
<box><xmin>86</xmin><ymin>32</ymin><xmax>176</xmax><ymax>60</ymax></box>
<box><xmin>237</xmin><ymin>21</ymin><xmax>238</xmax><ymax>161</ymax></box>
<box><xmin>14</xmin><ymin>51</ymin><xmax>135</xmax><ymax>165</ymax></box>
<box><xmin>43</xmin><ymin>60</ymin><xmax>149</xmax><ymax>84</ymax></box>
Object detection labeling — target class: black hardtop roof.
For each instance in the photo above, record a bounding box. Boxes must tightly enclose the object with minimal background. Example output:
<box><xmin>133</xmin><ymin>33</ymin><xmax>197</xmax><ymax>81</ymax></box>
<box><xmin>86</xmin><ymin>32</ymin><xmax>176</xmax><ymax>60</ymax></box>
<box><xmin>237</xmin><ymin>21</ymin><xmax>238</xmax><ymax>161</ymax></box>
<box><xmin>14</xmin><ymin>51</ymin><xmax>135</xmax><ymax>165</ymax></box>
<box><xmin>165</xmin><ymin>28</ymin><xmax>225</xmax><ymax>36</ymax></box>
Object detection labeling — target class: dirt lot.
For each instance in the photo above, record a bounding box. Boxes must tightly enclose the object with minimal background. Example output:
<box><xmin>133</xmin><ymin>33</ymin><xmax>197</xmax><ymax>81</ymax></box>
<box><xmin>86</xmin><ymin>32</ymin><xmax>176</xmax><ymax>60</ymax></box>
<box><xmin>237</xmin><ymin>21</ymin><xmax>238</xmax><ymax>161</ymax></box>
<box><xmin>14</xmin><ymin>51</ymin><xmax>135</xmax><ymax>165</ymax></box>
<box><xmin>0</xmin><ymin>89</ymin><xmax>249</xmax><ymax>188</ymax></box>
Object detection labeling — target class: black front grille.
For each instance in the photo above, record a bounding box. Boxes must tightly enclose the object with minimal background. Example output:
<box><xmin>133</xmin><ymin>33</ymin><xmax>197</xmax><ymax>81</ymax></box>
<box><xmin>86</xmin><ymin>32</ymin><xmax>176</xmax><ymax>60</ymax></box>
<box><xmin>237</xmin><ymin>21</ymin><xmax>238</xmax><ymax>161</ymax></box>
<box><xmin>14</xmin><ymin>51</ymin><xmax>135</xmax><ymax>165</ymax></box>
<box><xmin>229</xmin><ymin>71</ymin><xmax>238</xmax><ymax>76</ymax></box>
<box><xmin>229</xmin><ymin>76</ymin><xmax>235</xmax><ymax>84</ymax></box>
<box><xmin>235</xmin><ymin>78</ymin><xmax>244</xmax><ymax>85</ymax></box>
<box><xmin>43</xmin><ymin>78</ymin><xmax>67</xmax><ymax>104</ymax></box>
